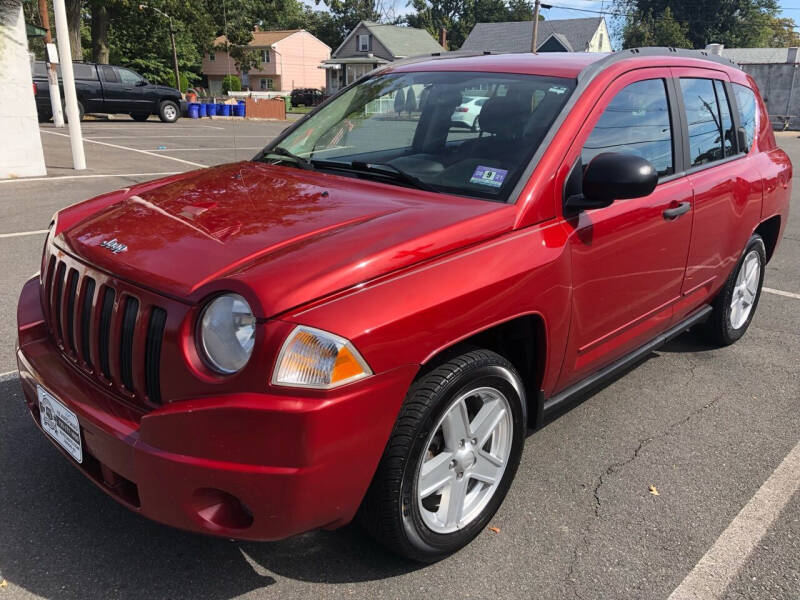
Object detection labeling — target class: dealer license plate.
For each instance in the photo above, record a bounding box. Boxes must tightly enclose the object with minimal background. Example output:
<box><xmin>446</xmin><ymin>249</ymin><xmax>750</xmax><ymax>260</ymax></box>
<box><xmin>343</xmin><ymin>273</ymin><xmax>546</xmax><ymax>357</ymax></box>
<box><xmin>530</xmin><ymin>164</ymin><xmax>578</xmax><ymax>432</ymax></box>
<box><xmin>37</xmin><ymin>385</ymin><xmax>83</xmax><ymax>463</ymax></box>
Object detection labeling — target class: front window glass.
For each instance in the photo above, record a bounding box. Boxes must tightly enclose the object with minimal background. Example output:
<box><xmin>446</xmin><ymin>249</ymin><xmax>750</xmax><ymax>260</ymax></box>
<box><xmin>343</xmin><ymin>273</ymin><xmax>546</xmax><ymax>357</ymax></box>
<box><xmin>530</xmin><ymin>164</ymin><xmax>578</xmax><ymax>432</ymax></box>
<box><xmin>118</xmin><ymin>68</ymin><xmax>142</xmax><ymax>85</ymax></box>
<box><xmin>267</xmin><ymin>71</ymin><xmax>576</xmax><ymax>201</ymax></box>
<box><xmin>583</xmin><ymin>79</ymin><xmax>674</xmax><ymax>178</ymax></box>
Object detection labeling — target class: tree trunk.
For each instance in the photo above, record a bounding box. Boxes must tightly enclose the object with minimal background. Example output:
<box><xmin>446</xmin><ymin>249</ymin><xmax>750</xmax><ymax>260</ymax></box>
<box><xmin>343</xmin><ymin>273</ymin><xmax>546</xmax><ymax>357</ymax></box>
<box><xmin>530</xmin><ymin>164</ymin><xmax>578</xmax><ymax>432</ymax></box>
<box><xmin>65</xmin><ymin>0</ymin><xmax>82</xmax><ymax>60</ymax></box>
<box><xmin>91</xmin><ymin>2</ymin><xmax>109</xmax><ymax>63</ymax></box>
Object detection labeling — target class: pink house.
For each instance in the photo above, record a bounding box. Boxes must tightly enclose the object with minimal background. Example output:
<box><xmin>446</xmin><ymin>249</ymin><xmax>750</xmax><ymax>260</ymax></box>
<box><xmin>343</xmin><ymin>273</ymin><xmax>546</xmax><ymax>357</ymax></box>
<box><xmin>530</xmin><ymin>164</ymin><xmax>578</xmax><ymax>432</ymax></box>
<box><xmin>202</xmin><ymin>29</ymin><xmax>330</xmax><ymax>94</ymax></box>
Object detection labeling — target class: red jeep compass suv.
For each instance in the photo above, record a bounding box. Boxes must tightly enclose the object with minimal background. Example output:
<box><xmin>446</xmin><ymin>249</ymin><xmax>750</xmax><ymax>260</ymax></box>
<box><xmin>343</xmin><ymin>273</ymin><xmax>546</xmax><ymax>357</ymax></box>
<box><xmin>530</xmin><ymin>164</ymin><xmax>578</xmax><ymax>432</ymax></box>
<box><xmin>16</xmin><ymin>48</ymin><xmax>790</xmax><ymax>561</ymax></box>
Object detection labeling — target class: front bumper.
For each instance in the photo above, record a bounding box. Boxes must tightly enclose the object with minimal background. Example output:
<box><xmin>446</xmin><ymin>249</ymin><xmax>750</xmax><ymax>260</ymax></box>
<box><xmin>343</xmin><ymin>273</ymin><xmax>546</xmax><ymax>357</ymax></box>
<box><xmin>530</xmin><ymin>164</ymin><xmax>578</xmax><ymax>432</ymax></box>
<box><xmin>16</xmin><ymin>276</ymin><xmax>417</xmax><ymax>540</ymax></box>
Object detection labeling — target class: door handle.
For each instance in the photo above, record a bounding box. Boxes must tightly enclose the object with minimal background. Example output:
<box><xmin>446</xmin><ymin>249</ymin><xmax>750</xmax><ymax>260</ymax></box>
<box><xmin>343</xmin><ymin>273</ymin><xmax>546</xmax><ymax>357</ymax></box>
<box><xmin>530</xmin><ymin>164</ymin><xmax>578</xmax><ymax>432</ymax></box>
<box><xmin>663</xmin><ymin>201</ymin><xmax>691</xmax><ymax>221</ymax></box>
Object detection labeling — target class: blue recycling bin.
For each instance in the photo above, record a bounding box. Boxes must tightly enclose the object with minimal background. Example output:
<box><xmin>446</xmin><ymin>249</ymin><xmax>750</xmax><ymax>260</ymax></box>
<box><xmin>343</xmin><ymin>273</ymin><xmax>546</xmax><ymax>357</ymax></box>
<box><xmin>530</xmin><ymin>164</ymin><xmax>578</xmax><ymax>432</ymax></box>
<box><xmin>220</xmin><ymin>104</ymin><xmax>231</xmax><ymax>117</ymax></box>
<box><xmin>235</xmin><ymin>101</ymin><xmax>246</xmax><ymax>117</ymax></box>
<box><xmin>199</xmin><ymin>103</ymin><xmax>208</xmax><ymax>117</ymax></box>
<box><xmin>207</xmin><ymin>103</ymin><xmax>218</xmax><ymax>116</ymax></box>
<box><xmin>188</xmin><ymin>103</ymin><xmax>200</xmax><ymax>119</ymax></box>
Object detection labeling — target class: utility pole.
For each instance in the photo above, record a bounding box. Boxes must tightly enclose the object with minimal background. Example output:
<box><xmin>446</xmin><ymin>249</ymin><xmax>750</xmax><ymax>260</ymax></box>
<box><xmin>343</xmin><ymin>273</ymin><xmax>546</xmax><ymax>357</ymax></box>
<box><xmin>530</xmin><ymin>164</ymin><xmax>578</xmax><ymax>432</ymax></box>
<box><xmin>52</xmin><ymin>0</ymin><xmax>86</xmax><ymax>170</ymax></box>
<box><xmin>139</xmin><ymin>5</ymin><xmax>181</xmax><ymax>92</ymax></box>
<box><xmin>38</xmin><ymin>0</ymin><xmax>64</xmax><ymax>126</ymax></box>
<box><xmin>531</xmin><ymin>0</ymin><xmax>541</xmax><ymax>53</ymax></box>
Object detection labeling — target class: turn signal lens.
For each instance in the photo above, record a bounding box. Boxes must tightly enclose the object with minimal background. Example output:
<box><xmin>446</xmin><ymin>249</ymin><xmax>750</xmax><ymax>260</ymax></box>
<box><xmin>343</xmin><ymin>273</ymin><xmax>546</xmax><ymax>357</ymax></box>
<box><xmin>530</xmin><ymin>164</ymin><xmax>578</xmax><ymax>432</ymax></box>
<box><xmin>272</xmin><ymin>326</ymin><xmax>372</xmax><ymax>389</ymax></box>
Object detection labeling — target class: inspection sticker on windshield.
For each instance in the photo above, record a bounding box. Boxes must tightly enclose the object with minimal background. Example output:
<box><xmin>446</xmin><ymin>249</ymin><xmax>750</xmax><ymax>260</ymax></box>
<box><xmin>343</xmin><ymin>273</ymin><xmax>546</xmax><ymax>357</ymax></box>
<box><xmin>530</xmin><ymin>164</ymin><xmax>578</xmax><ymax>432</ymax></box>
<box><xmin>470</xmin><ymin>166</ymin><xmax>508</xmax><ymax>188</ymax></box>
<box><xmin>38</xmin><ymin>385</ymin><xmax>82</xmax><ymax>463</ymax></box>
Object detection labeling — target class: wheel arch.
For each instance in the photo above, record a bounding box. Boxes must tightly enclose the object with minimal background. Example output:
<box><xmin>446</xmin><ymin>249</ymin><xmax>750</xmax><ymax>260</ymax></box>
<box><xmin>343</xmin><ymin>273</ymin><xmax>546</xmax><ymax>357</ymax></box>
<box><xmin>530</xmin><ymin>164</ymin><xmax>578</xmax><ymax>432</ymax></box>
<box><xmin>419</xmin><ymin>313</ymin><xmax>547</xmax><ymax>428</ymax></box>
<box><xmin>754</xmin><ymin>215</ymin><xmax>782</xmax><ymax>263</ymax></box>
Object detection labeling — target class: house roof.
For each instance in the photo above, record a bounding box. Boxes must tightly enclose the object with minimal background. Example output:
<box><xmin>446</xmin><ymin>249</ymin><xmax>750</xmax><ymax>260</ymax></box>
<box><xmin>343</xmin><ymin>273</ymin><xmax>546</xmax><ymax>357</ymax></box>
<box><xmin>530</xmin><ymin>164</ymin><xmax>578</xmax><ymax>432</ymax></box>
<box><xmin>461</xmin><ymin>17</ymin><xmax>603</xmax><ymax>53</ymax></box>
<box><xmin>716</xmin><ymin>47</ymin><xmax>794</xmax><ymax>64</ymax></box>
<box><xmin>214</xmin><ymin>29</ymin><xmax>303</xmax><ymax>48</ymax></box>
<box><xmin>333</xmin><ymin>21</ymin><xmax>445</xmax><ymax>59</ymax></box>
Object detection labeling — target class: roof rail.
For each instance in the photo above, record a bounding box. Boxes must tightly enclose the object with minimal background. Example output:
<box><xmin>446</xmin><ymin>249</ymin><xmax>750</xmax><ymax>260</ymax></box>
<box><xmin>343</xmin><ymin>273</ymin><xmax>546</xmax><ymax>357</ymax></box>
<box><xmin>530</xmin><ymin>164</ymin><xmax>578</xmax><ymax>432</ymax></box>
<box><xmin>578</xmin><ymin>46</ymin><xmax>741</xmax><ymax>82</ymax></box>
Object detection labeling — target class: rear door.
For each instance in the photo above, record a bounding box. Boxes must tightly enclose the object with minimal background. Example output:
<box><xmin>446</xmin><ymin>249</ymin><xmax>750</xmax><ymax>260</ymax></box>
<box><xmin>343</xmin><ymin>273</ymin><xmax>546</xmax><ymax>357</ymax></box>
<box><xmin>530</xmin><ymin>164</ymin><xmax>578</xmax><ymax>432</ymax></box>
<box><xmin>670</xmin><ymin>68</ymin><xmax>763</xmax><ymax>320</ymax></box>
<box><xmin>98</xmin><ymin>65</ymin><xmax>123</xmax><ymax>112</ymax></box>
<box><xmin>556</xmin><ymin>69</ymin><xmax>694</xmax><ymax>388</ymax></box>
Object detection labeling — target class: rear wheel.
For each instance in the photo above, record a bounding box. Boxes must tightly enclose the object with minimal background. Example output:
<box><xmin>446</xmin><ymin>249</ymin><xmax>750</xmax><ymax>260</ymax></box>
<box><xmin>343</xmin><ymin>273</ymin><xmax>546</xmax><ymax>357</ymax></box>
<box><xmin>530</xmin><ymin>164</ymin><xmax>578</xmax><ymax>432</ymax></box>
<box><xmin>358</xmin><ymin>349</ymin><xmax>526</xmax><ymax>562</ymax></box>
<box><xmin>64</xmin><ymin>100</ymin><xmax>84</xmax><ymax>122</ymax></box>
<box><xmin>130</xmin><ymin>113</ymin><xmax>150</xmax><ymax>122</ymax></box>
<box><xmin>703</xmin><ymin>234</ymin><xmax>766</xmax><ymax>346</ymax></box>
<box><xmin>158</xmin><ymin>100</ymin><xmax>180</xmax><ymax>123</ymax></box>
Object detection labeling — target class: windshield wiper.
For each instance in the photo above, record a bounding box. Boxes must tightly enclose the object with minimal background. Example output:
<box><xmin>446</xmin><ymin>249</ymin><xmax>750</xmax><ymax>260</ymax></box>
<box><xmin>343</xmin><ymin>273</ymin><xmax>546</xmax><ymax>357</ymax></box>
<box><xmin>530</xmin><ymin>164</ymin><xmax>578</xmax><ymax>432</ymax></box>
<box><xmin>262</xmin><ymin>146</ymin><xmax>315</xmax><ymax>170</ymax></box>
<box><xmin>343</xmin><ymin>161</ymin><xmax>439</xmax><ymax>193</ymax></box>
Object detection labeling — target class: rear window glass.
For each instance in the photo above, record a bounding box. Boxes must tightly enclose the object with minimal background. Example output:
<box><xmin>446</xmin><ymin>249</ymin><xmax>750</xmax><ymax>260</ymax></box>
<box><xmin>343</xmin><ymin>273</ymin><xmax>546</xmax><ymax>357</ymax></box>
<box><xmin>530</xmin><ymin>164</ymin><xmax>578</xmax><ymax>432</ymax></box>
<box><xmin>680</xmin><ymin>78</ymin><xmax>726</xmax><ymax>167</ymax></box>
<box><xmin>33</xmin><ymin>62</ymin><xmax>96</xmax><ymax>80</ymax></box>
<box><xmin>733</xmin><ymin>83</ymin><xmax>757</xmax><ymax>152</ymax></box>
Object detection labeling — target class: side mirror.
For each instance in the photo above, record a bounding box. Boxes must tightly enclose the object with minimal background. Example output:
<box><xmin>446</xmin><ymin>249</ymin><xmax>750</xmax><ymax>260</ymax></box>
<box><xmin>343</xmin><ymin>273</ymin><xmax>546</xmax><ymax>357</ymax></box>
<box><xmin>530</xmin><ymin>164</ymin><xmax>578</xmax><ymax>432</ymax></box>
<box><xmin>136</xmin><ymin>80</ymin><xmax>148</xmax><ymax>87</ymax></box>
<box><xmin>565</xmin><ymin>152</ymin><xmax>658</xmax><ymax>213</ymax></box>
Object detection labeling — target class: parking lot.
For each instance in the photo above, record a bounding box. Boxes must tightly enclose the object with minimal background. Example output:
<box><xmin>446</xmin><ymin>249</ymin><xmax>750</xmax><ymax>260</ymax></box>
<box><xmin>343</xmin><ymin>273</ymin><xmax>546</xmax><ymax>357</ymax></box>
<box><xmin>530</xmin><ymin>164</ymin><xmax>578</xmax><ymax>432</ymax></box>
<box><xmin>0</xmin><ymin>118</ymin><xmax>798</xmax><ymax>599</ymax></box>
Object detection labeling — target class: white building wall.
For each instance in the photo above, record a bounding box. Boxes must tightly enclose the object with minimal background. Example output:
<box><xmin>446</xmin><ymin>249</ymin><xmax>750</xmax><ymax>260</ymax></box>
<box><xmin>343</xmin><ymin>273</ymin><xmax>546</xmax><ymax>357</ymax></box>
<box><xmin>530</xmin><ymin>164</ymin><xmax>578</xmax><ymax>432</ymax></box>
<box><xmin>0</xmin><ymin>3</ymin><xmax>46</xmax><ymax>179</ymax></box>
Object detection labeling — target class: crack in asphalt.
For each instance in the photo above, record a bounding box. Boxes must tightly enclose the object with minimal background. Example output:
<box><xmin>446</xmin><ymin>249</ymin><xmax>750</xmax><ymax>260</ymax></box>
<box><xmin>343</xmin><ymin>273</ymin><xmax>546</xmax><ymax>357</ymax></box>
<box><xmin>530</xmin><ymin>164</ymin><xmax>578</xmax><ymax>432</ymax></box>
<box><xmin>563</xmin><ymin>387</ymin><xmax>725</xmax><ymax>598</ymax></box>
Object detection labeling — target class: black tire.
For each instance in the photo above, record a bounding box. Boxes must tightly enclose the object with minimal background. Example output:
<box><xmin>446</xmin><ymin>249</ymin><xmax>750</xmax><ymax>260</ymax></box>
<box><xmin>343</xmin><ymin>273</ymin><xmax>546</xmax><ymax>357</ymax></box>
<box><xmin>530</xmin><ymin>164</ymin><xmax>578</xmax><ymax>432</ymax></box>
<box><xmin>64</xmin><ymin>100</ymin><xmax>84</xmax><ymax>123</ymax></box>
<box><xmin>130</xmin><ymin>113</ymin><xmax>150</xmax><ymax>122</ymax></box>
<box><xmin>158</xmin><ymin>100</ymin><xmax>180</xmax><ymax>123</ymax></box>
<box><xmin>703</xmin><ymin>234</ymin><xmax>766</xmax><ymax>346</ymax></box>
<box><xmin>358</xmin><ymin>349</ymin><xmax>526</xmax><ymax>562</ymax></box>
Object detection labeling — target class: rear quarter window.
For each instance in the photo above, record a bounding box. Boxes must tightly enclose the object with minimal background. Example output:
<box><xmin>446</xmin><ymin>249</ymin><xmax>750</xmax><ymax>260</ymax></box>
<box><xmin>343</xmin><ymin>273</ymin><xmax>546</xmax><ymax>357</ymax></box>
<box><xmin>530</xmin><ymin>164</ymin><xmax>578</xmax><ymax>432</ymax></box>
<box><xmin>733</xmin><ymin>83</ymin><xmax>757</xmax><ymax>152</ymax></box>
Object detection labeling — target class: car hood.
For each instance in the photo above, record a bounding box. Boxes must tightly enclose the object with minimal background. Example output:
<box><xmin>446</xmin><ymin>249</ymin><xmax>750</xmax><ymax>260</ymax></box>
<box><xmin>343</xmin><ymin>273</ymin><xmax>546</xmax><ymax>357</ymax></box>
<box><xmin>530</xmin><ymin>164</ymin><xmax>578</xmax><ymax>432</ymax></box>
<box><xmin>55</xmin><ymin>162</ymin><xmax>514</xmax><ymax>317</ymax></box>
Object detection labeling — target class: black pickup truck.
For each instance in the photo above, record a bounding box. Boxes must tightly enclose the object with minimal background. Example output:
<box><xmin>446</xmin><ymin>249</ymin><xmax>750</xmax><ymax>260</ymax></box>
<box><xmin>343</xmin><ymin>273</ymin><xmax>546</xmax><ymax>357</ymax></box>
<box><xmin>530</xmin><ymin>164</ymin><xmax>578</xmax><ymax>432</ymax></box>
<box><xmin>33</xmin><ymin>61</ymin><xmax>183</xmax><ymax>123</ymax></box>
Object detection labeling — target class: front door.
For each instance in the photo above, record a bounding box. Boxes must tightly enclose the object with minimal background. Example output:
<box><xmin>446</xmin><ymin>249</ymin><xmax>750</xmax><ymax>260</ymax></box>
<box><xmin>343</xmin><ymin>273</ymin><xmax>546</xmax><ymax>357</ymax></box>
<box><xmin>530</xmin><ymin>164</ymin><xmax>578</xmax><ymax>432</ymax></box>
<box><xmin>556</xmin><ymin>70</ymin><xmax>694</xmax><ymax>389</ymax></box>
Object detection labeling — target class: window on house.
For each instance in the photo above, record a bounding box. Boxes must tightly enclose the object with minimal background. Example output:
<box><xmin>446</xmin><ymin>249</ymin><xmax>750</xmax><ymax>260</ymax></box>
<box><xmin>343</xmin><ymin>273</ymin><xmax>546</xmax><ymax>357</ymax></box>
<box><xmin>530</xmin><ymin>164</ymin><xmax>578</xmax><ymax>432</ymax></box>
<box><xmin>262</xmin><ymin>49</ymin><xmax>270</xmax><ymax>63</ymax></box>
<box><xmin>583</xmin><ymin>78</ymin><xmax>674</xmax><ymax>178</ymax></box>
<box><xmin>358</xmin><ymin>34</ymin><xmax>370</xmax><ymax>52</ymax></box>
<box><xmin>209</xmin><ymin>51</ymin><xmax>215</xmax><ymax>62</ymax></box>
<box><xmin>680</xmin><ymin>78</ymin><xmax>734</xmax><ymax>167</ymax></box>
<box><xmin>260</xmin><ymin>78</ymin><xmax>274</xmax><ymax>90</ymax></box>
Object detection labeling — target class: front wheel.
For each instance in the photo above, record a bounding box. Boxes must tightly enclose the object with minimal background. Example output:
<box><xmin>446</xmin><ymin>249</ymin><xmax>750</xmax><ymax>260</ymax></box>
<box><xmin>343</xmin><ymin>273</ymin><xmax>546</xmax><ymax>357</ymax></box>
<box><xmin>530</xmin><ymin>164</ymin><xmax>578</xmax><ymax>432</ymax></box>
<box><xmin>703</xmin><ymin>234</ymin><xmax>766</xmax><ymax>346</ymax></box>
<box><xmin>358</xmin><ymin>349</ymin><xmax>526</xmax><ymax>562</ymax></box>
<box><xmin>158</xmin><ymin>100</ymin><xmax>180</xmax><ymax>123</ymax></box>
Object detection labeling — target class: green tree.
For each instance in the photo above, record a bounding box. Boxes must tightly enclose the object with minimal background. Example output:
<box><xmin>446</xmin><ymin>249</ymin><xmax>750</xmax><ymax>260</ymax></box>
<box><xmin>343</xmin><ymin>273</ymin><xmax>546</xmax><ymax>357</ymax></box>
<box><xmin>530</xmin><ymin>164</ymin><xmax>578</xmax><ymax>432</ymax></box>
<box><xmin>222</xmin><ymin>74</ymin><xmax>242</xmax><ymax>93</ymax></box>
<box><xmin>406</xmin><ymin>0</ymin><xmax>537</xmax><ymax>50</ymax></box>
<box><xmin>617</xmin><ymin>0</ymin><xmax>799</xmax><ymax>49</ymax></box>
<box><xmin>622</xmin><ymin>7</ymin><xmax>691</xmax><ymax>48</ymax></box>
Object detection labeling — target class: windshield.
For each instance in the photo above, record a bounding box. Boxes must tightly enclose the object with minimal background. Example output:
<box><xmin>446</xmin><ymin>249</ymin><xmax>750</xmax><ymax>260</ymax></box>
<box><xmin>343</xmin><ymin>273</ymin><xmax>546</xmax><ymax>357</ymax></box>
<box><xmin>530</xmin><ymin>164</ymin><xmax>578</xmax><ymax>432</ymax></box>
<box><xmin>264</xmin><ymin>71</ymin><xmax>576</xmax><ymax>201</ymax></box>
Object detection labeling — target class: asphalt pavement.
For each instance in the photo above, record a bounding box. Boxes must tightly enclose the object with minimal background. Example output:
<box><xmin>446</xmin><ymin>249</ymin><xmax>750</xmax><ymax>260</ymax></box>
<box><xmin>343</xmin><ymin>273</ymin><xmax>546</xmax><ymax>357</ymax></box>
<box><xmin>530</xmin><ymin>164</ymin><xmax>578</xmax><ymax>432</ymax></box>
<box><xmin>0</xmin><ymin>117</ymin><xmax>797</xmax><ymax>600</ymax></box>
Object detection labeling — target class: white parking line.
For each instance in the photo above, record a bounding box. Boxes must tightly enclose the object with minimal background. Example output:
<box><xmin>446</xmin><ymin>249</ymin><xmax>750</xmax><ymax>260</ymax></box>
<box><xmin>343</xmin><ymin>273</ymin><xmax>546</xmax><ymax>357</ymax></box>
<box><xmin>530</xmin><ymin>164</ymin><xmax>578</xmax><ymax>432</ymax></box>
<box><xmin>0</xmin><ymin>172</ymin><xmax>182</xmax><ymax>184</ymax></box>
<box><xmin>41</xmin><ymin>130</ymin><xmax>207</xmax><ymax>168</ymax></box>
<box><xmin>668</xmin><ymin>439</ymin><xmax>800</xmax><ymax>600</ymax></box>
<box><xmin>0</xmin><ymin>230</ymin><xmax>48</xmax><ymax>239</ymax></box>
<box><xmin>0</xmin><ymin>370</ymin><xmax>17</xmax><ymax>380</ymax></box>
<box><xmin>764</xmin><ymin>287</ymin><xmax>800</xmax><ymax>300</ymax></box>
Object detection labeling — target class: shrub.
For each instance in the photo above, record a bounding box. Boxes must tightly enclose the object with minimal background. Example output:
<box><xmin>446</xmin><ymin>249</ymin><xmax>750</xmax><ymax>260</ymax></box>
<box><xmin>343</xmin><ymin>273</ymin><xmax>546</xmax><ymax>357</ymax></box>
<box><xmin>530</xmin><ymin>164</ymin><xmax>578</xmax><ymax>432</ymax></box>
<box><xmin>222</xmin><ymin>74</ymin><xmax>242</xmax><ymax>94</ymax></box>
<box><xmin>166</xmin><ymin>71</ymin><xmax>190</xmax><ymax>93</ymax></box>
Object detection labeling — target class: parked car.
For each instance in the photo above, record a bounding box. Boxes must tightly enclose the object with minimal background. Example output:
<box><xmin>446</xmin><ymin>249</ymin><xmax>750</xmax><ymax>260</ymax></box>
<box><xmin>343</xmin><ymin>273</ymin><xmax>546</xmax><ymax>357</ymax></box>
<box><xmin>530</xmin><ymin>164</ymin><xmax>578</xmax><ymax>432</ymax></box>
<box><xmin>32</xmin><ymin>61</ymin><xmax>183</xmax><ymax>123</ymax></box>
<box><xmin>17</xmin><ymin>49</ymin><xmax>790</xmax><ymax>562</ymax></box>
<box><xmin>290</xmin><ymin>87</ymin><xmax>324</xmax><ymax>107</ymax></box>
<box><xmin>450</xmin><ymin>95</ymin><xmax>487</xmax><ymax>130</ymax></box>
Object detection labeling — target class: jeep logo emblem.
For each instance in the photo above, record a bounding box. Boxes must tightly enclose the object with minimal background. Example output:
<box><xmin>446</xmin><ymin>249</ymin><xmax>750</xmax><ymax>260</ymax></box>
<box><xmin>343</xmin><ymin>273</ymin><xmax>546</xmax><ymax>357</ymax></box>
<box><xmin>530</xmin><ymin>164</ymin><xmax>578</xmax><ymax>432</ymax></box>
<box><xmin>100</xmin><ymin>238</ymin><xmax>128</xmax><ymax>254</ymax></box>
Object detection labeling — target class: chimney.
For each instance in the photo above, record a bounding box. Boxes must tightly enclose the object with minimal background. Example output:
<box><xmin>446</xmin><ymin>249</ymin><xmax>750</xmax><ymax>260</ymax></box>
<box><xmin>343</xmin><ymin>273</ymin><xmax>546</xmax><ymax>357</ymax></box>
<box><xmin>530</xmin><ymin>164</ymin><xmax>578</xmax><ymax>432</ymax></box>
<box><xmin>706</xmin><ymin>43</ymin><xmax>724</xmax><ymax>55</ymax></box>
<box><xmin>439</xmin><ymin>27</ymin><xmax>448</xmax><ymax>51</ymax></box>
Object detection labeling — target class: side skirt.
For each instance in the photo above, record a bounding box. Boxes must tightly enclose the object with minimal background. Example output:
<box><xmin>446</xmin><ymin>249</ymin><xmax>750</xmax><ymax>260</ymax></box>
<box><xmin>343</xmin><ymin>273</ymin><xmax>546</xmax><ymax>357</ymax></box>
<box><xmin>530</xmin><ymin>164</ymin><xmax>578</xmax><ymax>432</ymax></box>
<box><xmin>534</xmin><ymin>305</ymin><xmax>713</xmax><ymax>428</ymax></box>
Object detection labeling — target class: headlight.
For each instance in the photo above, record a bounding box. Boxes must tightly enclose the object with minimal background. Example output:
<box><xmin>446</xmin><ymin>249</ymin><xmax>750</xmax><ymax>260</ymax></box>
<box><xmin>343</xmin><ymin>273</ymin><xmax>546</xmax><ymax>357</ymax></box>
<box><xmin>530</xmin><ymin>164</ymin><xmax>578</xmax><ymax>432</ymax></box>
<box><xmin>272</xmin><ymin>325</ymin><xmax>372</xmax><ymax>389</ymax></box>
<box><xmin>198</xmin><ymin>293</ymin><xmax>256</xmax><ymax>374</ymax></box>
